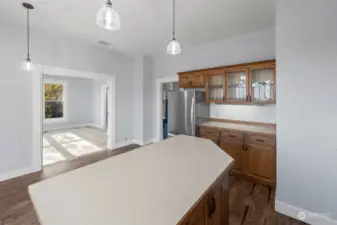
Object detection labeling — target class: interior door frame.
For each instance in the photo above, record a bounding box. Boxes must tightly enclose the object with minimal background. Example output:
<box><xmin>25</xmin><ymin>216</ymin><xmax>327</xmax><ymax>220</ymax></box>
<box><xmin>32</xmin><ymin>65</ymin><xmax>116</xmax><ymax>171</ymax></box>
<box><xmin>154</xmin><ymin>75</ymin><xmax>179</xmax><ymax>142</ymax></box>
<box><xmin>100</xmin><ymin>85</ymin><xmax>109</xmax><ymax>130</ymax></box>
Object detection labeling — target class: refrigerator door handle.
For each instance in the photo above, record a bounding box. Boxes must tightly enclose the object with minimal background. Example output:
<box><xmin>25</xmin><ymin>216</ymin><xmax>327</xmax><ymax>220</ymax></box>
<box><xmin>191</xmin><ymin>96</ymin><xmax>195</xmax><ymax>136</ymax></box>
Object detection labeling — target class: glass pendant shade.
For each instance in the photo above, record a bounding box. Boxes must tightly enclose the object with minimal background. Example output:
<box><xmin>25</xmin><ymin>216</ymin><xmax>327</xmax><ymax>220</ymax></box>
<box><xmin>22</xmin><ymin>58</ymin><xmax>35</xmax><ymax>72</ymax></box>
<box><xmin>167</xmin><ymin>38</ymin><xmax>181</xmax><ymax>55</ymax></box>
<box><xmin>97</xmin><ymin>2</ymin><xmax>121</xmax><ymax>31</ymax></box>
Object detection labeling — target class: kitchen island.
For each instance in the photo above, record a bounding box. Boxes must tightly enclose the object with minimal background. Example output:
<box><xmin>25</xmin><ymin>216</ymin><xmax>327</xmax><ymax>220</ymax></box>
<box><xmin>28</xmin><ymin>135</ymin><xmax>233</xmax><ymax>225</ymax></box>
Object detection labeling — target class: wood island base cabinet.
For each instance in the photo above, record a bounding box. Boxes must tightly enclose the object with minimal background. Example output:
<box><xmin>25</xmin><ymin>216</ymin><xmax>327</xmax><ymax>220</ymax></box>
<box><xmin>178</xmin><ymin>171</ymin><xmax>230</xmax><ymax>225</ymax></box>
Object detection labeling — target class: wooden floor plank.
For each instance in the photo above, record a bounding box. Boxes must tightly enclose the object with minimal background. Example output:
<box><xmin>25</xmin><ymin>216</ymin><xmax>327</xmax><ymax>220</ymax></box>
<box><xmin>229</xmin><ymin>179</ymin><xmax>254</xmax><ymax>220</ymax></box>
<box><xmin>242</xmin><ymin>184</ymin><xmax>269</xmax><ymax>225</ymax></box>
<box><xmin>1</xmin><ymin>191</ymin><xmax>30</xmax><ymax>213</ymax></box>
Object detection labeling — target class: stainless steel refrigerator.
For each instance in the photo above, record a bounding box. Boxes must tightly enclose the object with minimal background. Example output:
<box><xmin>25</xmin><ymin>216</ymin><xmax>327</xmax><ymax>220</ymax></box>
<box><xmin>167</xmin><ymin>89</ymin><xmax>210</xmax><ymax>136</ymax></box>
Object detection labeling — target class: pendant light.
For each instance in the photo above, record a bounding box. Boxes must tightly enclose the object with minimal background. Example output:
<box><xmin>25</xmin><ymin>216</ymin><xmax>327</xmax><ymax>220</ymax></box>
<box><xmin>97</xmin><ymin>0</ymin><xmax>121</xmax><ymax>31</ymax></box>
<box><xmin>167</xmin><ymin>0</ymin><xmax>181</xmax><ymax>55</ymax></box>
<box><xmin>22</xmin><ymin>2</ymin><xmax>34</xmax><ymax>71</ymax></box>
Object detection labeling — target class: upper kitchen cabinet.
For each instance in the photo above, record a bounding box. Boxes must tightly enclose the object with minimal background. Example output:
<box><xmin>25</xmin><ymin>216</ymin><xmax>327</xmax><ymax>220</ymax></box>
<box><xmin>178</xmin><ymin>60</ymin><xmax>276</xmax><ymax>104</ymax></box>
<box><xmin>178</xmin><ymin>71</ymin><xmax>205</xmax><ymax>88</ymax></box>
<box><xmin>249</xmin><ymin>64</ymin><xmax>276</xmax><ymax>103</ymax></box>
<box><xmin>225</xmin><ymin>69</ymin><xmax>249</xmax><ymax>103</ymax></box>
<box><xmin>205</xmin><ymin>69</ymin><xmax>225</xmax><ymax>102</ymax></box>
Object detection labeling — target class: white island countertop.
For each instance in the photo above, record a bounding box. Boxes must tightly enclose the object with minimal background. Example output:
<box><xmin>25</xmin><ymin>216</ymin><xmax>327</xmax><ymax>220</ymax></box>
<box><xmin>29</xmin><ymin>135</ymin><xmax>233</xmax><ymax>225</ymax></box>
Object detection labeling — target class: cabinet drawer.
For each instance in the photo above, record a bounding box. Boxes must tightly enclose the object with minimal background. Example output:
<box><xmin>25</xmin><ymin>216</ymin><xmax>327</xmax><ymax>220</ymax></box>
<box><xmin>245</xmin><ymin>134</ymin><xmax>275</xmax><ymax>147</ymax></box>
<box><xmin>221</xmin><ymin>130</ymin><xmax>244</xmax><ymax>142</ymax></box>
<box><xmin>200</xmin><ymin>126</ymin><xmax>220</xmax><ymax>137</ymax></box>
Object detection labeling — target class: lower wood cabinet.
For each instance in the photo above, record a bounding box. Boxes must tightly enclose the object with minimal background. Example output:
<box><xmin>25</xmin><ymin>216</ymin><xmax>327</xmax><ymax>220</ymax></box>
<box><xmin>220</xmin><ymin>140</ymin><xmax>242</xmax><ymax>171</ymax></box>
<box><xmin>200</xmin><ymin>125</ymin><xmax>276</xmax><ymax>187</ymax></box>
<box><xmin>241</xmin><ymin>144</ymin><xmax>275</xmax><ymax>181</ymax></box>
<box><xmin>206</xmin><ymin>187</ymin><xmax>222</xmax><ymax>225</ymax></box>
<box><xmin>184</xmin><ymin>203</ymin><xmax>206</xmax><ymax>225</ymax></box>
<box><xmin>179</xmin><ymin>171</ymin><xmax>229</xmax><ymax>225</ymax></box>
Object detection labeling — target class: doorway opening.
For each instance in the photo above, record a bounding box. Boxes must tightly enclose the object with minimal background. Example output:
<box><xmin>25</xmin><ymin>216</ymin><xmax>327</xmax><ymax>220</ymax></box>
<box><xmin>155</xmin><ymin>76</ymin><xmax>179</xmax><ymax>142</ymax></box>
<box><xmin>162</xmin><ymin>82</ymin><xmax>179</xmax><ymax>139</ymax></box>
<box><xmin>32</xmin><ymin>65</ymin><xmax>116</xmax><ymax>169</ymax></box>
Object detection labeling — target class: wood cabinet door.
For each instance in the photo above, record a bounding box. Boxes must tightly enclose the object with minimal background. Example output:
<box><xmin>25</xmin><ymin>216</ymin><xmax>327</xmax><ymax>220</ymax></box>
<box><xmin>206</xmin><ymin>187</ymin><xmax>222</xmax><ymax>225</ymax></box>
<box><xmin>225</xmin><ymin>69</ymin><xmax>249</xmax><ymax>103</ymax></box>
<box><xmin>220</xmin><ymin>141</ymin><xmax>243</xmax><ymax>170</ymax></box>
<box><xmin>179</xmin><ymin>74</ymin><xmax>191</xmax><ymax>88</ymax></box>
<box><xmin>191</xmin><ymin>72</ymin><xmax>205</xmax><ymax>87</ymax></box>
<box><xmin>242</xmin><ymin>144</ymin><xmax>275</xmax><ymax>181</ymax></box>
<box><xmin>249</xmin><ymin>64</ymin><xmax>276</xmax><ymax>103</ymax></box>
<box><xmin>205</xmin><ymin>70</ymin><xmax>225</xmax><ymax>102</ymax></box>
<box><xmin>183</xmin><ymin>204</ymin><xmax>207</xmax><ymax>225</ymax></box>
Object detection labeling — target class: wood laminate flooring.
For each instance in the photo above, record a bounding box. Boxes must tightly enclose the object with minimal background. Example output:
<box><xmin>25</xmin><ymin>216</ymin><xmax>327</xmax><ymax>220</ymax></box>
<box><xmin>0</xmin><ymin>144</ymin><xmax>307</xmax><ymax>225</ymax></box>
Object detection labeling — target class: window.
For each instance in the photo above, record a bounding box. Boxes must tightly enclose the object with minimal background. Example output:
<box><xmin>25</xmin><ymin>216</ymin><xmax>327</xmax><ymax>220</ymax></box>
<box><xmin>44</xmin><ymin>82</ymin><xmax>65</xmax><ymax>120</ymax></box>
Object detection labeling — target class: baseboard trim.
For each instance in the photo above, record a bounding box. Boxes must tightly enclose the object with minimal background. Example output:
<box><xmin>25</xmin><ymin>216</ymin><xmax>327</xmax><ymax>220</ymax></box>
<box><xmin>152</xmin><ymin>138</ymin><xmax>160</xmax><ymax>143</ymax></box>
<box><xmin>133</xmin><ymin>139</ymin><xmax>154</xmax><ymax>146</ymax></box>
<box><xmin>114</xmin><ymin>140</ymin><xmax>135</xmax><ymax>149</ymax></box>
<box><xmin>88</xmin><ymin>123</ymin><xmax>105</xmax><ymax>130</ymax></box>
<box><xmin>275</xmin><ymin>200</ymin><xmax>337</xmax><ymax>225</ymax></box>
<box><xmin>43</xmin><ymin>123</ymin><xmax>102</xmax><ymax>132</ymax></box>
<box><xmin>0</xmin><ymin>166</ymin><xmax>41</xmax><ymax>182</ymax></box>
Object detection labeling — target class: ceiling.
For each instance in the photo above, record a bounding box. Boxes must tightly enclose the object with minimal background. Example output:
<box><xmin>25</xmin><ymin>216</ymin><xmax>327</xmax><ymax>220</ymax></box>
<box><xmin>0</xmin><ymin>0</ymin><xmax>276</xmax><ymax>56</ymax></box>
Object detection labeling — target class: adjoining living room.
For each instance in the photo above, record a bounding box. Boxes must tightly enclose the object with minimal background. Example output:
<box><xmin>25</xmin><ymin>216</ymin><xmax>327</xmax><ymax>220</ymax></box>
<box><xmin>42</xmin><ymin>73</ymin><xmax>110</xmax><ymax>166</ymax></box>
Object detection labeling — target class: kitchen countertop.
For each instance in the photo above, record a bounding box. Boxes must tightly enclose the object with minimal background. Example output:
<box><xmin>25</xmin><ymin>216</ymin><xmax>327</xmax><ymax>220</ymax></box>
<box><xmin>28</xmin><ymin>135</ymin><xmax>233</xmax><ymax>225</ymax></box>
<box><xmin>201</xmin><ymin>121</ymin><xmax>276</xmax><ymax>135</ymax></box>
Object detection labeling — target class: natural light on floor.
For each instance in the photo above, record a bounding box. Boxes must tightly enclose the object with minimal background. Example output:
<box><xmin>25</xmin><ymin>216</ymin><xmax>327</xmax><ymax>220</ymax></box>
<box><xmin>43</xmin><ymin>132</ymin><xmax>104</xmax><ymax>166</ymax></box>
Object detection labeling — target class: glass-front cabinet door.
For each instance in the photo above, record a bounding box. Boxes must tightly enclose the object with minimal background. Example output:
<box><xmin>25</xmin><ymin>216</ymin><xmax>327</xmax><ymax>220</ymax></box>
<box><xmin>250</xmin><ymin>66</ymin><xmax>276</xmax><ymax>103</ymax></box>
<box><xmin>206</xmin><ymin>70</ymin><xmax>225</xmax><ymax>102</ymax></box>
<box><xmin>226</xmin><ymin>69</ymin><xmax>248</xmax><ymax>102</ymax></box>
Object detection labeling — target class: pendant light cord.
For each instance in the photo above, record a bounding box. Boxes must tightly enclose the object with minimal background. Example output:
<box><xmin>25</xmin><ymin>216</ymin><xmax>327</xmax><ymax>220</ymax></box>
<box><xmin>172</xmin><ymin>0</ymin><xmax>176</xmax><ymax>39</ymax></box>
<box><xmin>26</xmin><ymin>7</ymin><xmax>30</xmax><ymax>59</ymax></box>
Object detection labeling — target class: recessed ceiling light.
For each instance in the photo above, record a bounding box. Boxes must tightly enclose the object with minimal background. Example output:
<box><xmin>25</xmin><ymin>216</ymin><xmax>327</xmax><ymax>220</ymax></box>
<box><xmin>98</xmin><ymin>40</ymin><xmax>111</xmax><ymax>46</ymax></box>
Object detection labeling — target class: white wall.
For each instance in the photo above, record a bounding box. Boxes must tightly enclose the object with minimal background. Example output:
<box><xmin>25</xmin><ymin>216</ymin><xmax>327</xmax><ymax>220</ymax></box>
<box><xmin>276</xmin><ymin>0</ymin><xmax>337</xmax><ymax>223</ymax></box>
<box><xmin>0</xmin><ymin>21</ymin><xmax>134</xmax><ymax>178</ymax></box>
<box><xmin>210</xmin><ymin>104</ymin><xmax>276</xmax><ymax>123</ymax></box>
<box><xmin>143</xmin><ymin>56</ymin><xmax>154</xmax><ymax>142</ymax></box>
<box><xmin>133</xmin><ymin>55</ymin><xmax>153</xmax><ymax>144</ymax></box>
<box><xmin>92</xmin><ymin>79</ymin><xmax>108</xmax><ymax>129</ymax></box>
<box><xmin>43</xmin><ymin>75</ymin><xmax>95</xmax><ymax>130</ymax></box>
<box><xmin>133</xmin><ymin>56</ymin><xmax>144</xmax><ymax>142</ymax></box>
